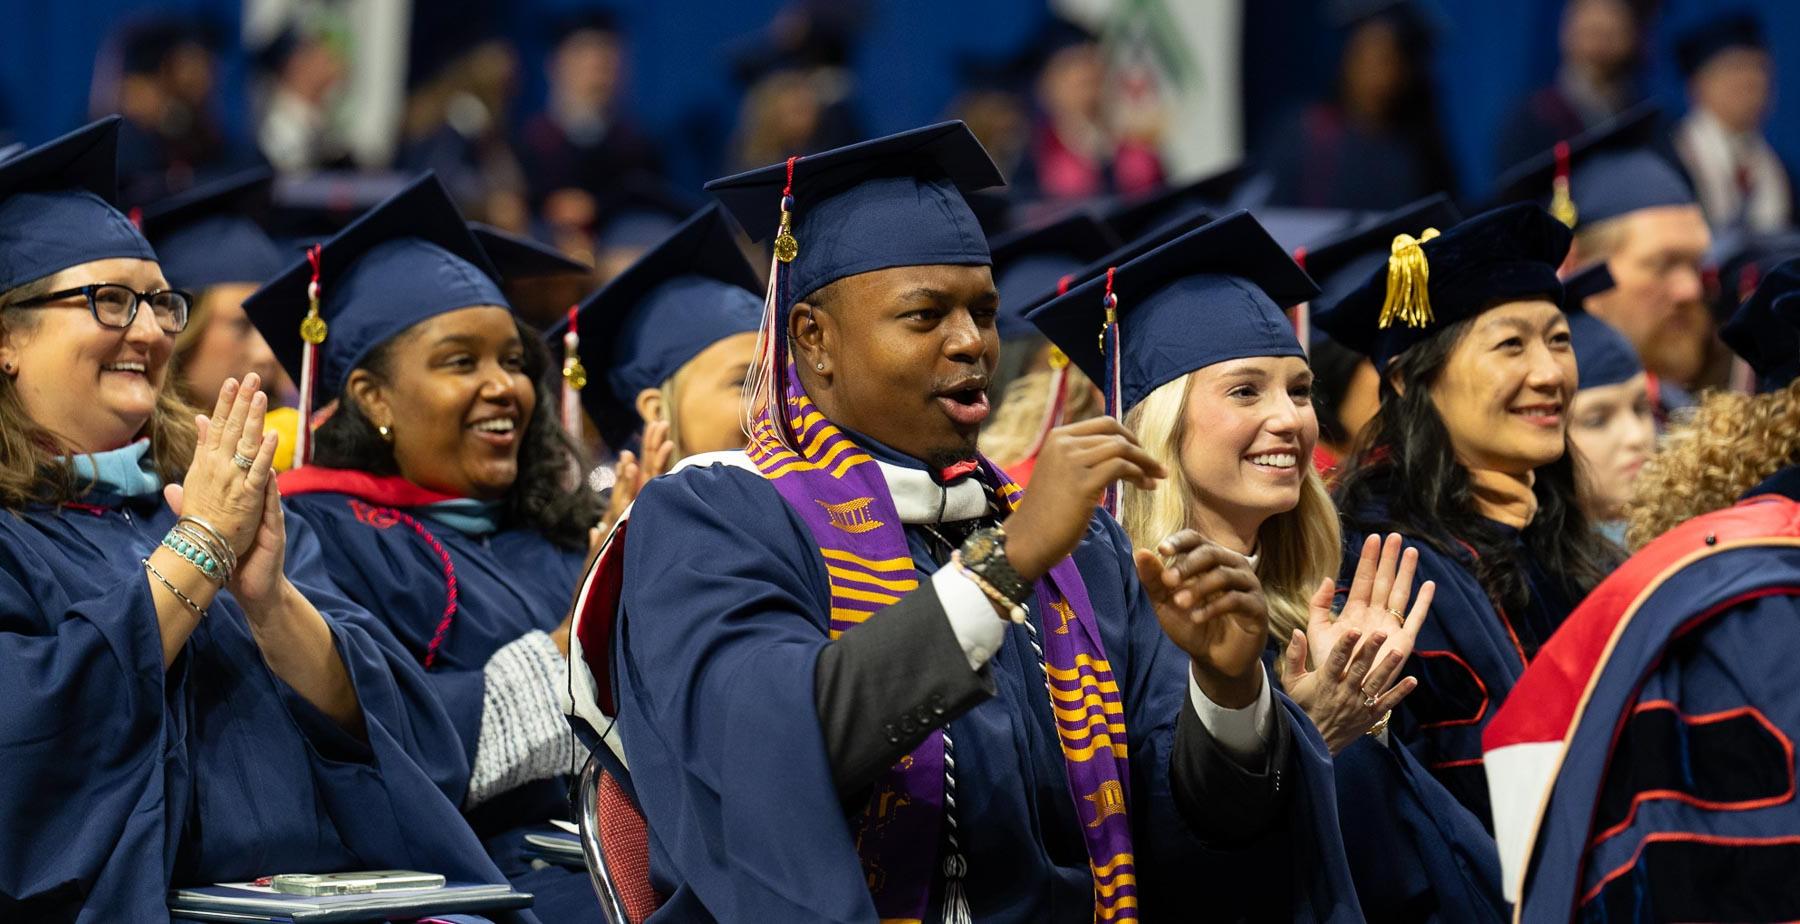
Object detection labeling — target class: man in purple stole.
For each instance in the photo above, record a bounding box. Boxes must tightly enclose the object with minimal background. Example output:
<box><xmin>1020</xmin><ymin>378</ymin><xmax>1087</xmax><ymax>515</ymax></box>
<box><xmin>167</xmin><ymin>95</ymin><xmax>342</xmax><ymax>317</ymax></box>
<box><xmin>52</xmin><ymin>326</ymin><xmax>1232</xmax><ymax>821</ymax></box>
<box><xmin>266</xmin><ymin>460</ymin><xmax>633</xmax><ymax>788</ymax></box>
<box><xmin>604</xmin><ymin>122</ymin><xmax>1362</xmax><ymax>922</ymax></box>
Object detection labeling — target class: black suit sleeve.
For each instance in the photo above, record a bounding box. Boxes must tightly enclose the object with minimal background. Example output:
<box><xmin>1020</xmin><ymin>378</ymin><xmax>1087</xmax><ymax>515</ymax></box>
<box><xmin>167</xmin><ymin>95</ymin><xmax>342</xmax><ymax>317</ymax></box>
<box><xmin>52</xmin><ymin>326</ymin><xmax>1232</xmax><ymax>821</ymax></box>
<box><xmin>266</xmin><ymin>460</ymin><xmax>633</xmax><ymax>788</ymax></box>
<box><xmin>1167</xmin><ymin>687</ymin><xmax>1296</xmax><ymax>847</ymax></box>
<box><xmin>813</xmin><ymin>585</ymin><xmax>996</xmax><ymax>795</ymax></box>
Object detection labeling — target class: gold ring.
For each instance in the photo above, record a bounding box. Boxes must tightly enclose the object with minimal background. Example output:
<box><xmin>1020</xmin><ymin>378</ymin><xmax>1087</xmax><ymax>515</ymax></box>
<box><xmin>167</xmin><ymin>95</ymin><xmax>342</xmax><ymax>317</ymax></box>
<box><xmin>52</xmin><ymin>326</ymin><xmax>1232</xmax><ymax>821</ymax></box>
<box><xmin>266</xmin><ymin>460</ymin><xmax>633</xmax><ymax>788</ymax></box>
<box><xmin>1386</xmin><ymin>607</ymin><xmax>1406</xmax><ymax>624</ymax></box>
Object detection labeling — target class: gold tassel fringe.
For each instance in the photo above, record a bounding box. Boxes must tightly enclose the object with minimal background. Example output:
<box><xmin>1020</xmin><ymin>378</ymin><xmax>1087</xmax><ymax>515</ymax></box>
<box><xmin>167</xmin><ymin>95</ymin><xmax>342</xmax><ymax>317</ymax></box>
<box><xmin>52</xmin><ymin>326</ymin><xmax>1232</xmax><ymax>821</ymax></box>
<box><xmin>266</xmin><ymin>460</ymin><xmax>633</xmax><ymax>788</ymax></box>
<box><xmin>1378</xmin><ymin>228</ymin><xmax>1441</xmax><ymax>330</ymax></box>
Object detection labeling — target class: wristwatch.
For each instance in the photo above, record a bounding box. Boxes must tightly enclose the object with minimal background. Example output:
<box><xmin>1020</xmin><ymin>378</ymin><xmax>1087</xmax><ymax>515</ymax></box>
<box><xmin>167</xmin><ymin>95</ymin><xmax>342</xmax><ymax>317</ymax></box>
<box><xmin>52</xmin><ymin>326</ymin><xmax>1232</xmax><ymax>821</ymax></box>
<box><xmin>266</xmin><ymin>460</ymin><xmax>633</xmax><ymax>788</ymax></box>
<box><xmin>959</xmin><ymin>526</ymin><xmax>1033</xmax><ymax>606</ymax></box>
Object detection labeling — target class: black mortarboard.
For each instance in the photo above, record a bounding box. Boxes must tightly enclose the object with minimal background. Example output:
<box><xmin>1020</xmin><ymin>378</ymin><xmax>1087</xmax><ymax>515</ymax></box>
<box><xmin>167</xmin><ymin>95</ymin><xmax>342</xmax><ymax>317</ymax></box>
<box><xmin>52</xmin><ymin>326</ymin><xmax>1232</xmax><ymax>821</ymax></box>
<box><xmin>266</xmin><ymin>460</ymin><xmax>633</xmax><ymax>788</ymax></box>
<box><xmin>1312</xmin><ymin>203</ymin><xmax>1571</xmax><ymax>372</ymax></box>
<box><xmin>1675</xmin><ymin>11</ymin><xmax>1765</xmax><ymax>77</ymax></box>
<box><xmin>1721</xmin><ymin>257</ymin><xmax>1800</xmax><ymax>392</ymax></box>
<box><xmin>1302</xmin><ymin>194</ymin><xmax>1464</xmax><ymax>314</ymax></box>
<box><xmin>1491</xmin><ymin>105</ymin><xmax>1694</xmax><ymax>228</ymax></box>
<box><xmin>547</xmin><ymin>204</ymin><xmax>763</xmax><ymax>446</ymax></box>
<box><xmin>1027</xmin><ymin>210</ymin><xmax>1318</xmax><ymax>415</ymax></box>
<box><xmin>987</xmin><ymin>211</ymin><xmax>1121</xmax><ymax>339</ymax></box>
<box><xmin>0</xmin><ymin>116</ymin><xmax>157</xmax><ymax>294</ymax></box>
<box><xmin>140</xmin><ymin>169</ymin><xmax>287</xmax><ymax>292</ymax></box>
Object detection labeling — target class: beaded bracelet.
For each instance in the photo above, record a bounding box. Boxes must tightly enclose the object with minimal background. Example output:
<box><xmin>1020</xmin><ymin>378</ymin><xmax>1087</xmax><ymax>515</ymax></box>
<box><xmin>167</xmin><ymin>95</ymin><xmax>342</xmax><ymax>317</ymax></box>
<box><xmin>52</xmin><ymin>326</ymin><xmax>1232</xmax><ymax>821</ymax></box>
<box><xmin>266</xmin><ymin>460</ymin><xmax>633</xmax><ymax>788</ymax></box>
<box><xmin>143</xmin><ymin>558</ymin><xmax>207</xmax><ymax>619</ymax></box>
<box><xmin>178</xmin><ymin>515</ymin><xmax>239</xmax><ymax>574</ymax></box>
<box><xmin>163</xmin><ymin>527</ymin><xmax>229</xmax><ymax>584</ymax></box>
<box><xmin>175</xmin><ymin>522</ymin><xmax>237</xmax><ymax>578</ymax></box>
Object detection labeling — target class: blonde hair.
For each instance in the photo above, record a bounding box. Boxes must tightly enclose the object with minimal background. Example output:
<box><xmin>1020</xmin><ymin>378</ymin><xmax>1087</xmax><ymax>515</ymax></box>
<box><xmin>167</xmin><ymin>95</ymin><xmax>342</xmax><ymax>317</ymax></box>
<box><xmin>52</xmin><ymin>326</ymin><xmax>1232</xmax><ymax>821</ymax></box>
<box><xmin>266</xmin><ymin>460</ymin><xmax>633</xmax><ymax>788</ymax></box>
<box><xmin>1119</xmin><ymin>373</ymin><xmax>1341</xmax><ymax>646</ymax></box>
<box><xmin>1625</xmin><ymin>378</ymin><xmax>1800</xmax><ymax>549</ymax></box>
<box><xmin>166</xmin><ymin>285</ymin><xmax>219</xmax><ymax>406</ymax></box>
<box><xmin>980</xmin><ymin>366</ymin><xmax>1102</xmax><ymax>466</ymax></box>
<box><xmin>0</xmin><ymin>277</ymin><xmax>199</xmax><ymax>509</ymax></box>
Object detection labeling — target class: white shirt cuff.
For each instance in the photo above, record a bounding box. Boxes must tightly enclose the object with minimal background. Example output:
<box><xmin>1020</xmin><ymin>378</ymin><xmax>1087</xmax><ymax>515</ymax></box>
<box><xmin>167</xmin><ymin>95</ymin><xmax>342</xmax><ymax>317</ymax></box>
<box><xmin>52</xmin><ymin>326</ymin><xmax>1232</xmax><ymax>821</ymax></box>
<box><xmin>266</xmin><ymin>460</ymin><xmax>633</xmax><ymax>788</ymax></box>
<box><xmin>931</xmin><ymin>565</ymin><xmax>1007</xmax><ymax>671</ymax></box>
<box><xmin>1188</xmin><ymin>663</ymin><xmax>1274</xmax><ymax>764</ymax></box>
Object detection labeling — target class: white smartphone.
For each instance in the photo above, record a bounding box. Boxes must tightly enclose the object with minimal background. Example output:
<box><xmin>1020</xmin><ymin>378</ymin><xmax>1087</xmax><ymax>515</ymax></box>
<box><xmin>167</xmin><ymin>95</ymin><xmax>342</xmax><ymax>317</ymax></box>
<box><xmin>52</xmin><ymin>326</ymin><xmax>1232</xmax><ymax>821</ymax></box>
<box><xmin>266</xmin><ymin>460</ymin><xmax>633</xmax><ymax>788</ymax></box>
<box><xmin>268</xmin><ymin>870</ymin><xmax>446</xmax><ymax>897</ymax></box>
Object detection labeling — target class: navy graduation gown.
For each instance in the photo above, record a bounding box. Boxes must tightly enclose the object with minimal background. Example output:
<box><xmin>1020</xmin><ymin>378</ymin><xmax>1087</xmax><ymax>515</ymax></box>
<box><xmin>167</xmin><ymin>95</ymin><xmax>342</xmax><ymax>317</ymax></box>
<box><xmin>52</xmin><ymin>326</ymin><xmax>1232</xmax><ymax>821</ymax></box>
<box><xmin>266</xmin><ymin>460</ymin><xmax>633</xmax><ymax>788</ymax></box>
<box><xmin>1339</xmin><ymin>513</ymin><xmax>1575</xmax><ymax>828</ymax></box>
<box><xmin>0</xmin><ymin>490</ymin><xmax>528</xmax><ymax>921</ymax></box>
<box><xmin>1492</xmin><ymin>468</ymin><xmax>1800</xmax><ymax>922</ymax></box>
<box><xmin>283</xmin><ymin>491</ymin><xmax>591</xmax><ymax>918</ymax></box>
<box><xmin>614</xmin><ymin>454</ymin><xmax>1362</xmax><ymax>923</ymax></box>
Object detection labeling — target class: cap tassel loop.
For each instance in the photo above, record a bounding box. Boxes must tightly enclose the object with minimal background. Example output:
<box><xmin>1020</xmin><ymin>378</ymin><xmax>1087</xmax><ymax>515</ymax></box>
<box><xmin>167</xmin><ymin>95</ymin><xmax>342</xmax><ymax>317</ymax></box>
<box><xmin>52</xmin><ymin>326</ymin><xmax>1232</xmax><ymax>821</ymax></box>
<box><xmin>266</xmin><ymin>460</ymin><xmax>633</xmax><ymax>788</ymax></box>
<box><xmin>773</xmin><ymin>155</ymin><xmax>800</xmax><ymax>264</ymax></box>
<box><xmin>1378</xmin><ymin>229</ymin><xmax>1441</xmax><ymax>330</ymax></box>
<box><xmin>1550</xmin><ymin>140</ymin><xmax>1578</xmax><ymax>228</ymax></box>
<box><xmin>1099</xmin><ymin>267</ymin><xmax>1123</xmax><ymax>516</ymax></box>
<box><xmin>560</xmin><ymin>305</ymin><xmax>586</xmax><ymax>438</ymax></box>
<box><xmin>1292</xmin><ymin>246</ymin><xmax>1312</xmax><ymax>357</ymax></box>
<box><xmin>1024</xmin><ymin>273</ymin><xmax>1081</xmax><ymax>463</ymax></box>
<box><xmin>294</xmin><ymin>244</ymin><xmax>328</xmax><ymax>465</ymax></box>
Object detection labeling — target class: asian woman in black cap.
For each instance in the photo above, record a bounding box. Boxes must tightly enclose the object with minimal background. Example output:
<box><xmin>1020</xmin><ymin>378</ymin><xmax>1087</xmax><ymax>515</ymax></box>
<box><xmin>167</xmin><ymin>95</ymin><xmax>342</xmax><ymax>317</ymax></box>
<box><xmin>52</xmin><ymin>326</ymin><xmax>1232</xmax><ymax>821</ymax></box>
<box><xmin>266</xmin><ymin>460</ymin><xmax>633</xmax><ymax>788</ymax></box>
<box><xmin>0</xmin><ymin>120</ymin><xmax>524</xmax><ymax>916</ymax></box>
<box><xmin>1315</xmin><ymin>202</ymin><xmax>1618</xmax><ymax>830</ymax></box>
<box><xmin>244</xmin><ymin>174</ymin><xmax>603</xmax><ymax>918</ymax></box>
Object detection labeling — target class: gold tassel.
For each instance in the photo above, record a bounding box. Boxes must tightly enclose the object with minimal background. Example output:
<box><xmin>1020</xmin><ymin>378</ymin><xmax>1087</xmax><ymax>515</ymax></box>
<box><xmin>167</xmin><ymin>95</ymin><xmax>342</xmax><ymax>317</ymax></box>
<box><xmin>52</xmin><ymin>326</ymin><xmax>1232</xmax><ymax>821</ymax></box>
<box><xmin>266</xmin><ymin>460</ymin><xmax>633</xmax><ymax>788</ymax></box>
<box><xmin>1378</xmin><ymin>228</ymin><xmax>1441</xmax><ymax>330</ymax></box>
<box><xmin>1549</xmin><ymin>176</ymin><xmax>1578</xmax><ymax>228</ymax></box>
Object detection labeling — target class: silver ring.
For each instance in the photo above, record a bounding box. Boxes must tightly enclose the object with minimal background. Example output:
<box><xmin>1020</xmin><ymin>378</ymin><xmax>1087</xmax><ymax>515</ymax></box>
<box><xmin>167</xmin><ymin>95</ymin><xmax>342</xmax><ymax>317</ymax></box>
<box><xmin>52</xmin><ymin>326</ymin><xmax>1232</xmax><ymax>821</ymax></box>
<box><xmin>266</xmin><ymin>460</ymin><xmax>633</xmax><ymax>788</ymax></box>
<box><xmin>1361</xmin><ymin>692</ymin><xmax>1378</xmax><ymax>709</ymax></box>
<box><xmin>231</xmin><ymin>452</ymin><xmax>255</xmax><ymax>471</ymax></box>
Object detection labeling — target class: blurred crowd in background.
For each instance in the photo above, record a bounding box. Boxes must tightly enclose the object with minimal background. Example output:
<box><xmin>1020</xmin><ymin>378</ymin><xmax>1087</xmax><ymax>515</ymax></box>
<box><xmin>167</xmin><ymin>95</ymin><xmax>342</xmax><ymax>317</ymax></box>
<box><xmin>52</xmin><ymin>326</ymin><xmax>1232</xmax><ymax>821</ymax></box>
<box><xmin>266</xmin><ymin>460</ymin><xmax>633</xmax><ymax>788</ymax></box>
<box><xmin>1</xmin><ymin>0</ymin><xmax>1794</xmax><ymax>341</ymax></box>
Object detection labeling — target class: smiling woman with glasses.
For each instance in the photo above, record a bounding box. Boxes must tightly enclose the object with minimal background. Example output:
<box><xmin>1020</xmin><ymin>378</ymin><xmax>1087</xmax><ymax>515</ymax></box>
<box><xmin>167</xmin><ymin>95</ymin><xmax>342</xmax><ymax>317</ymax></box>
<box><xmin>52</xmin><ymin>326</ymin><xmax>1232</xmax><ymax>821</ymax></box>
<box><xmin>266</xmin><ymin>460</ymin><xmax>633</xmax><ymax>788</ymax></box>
<box><xmin>0</xmin><ymin>119</ymin><xmax>524</xmax><ymax>916</ymax></box>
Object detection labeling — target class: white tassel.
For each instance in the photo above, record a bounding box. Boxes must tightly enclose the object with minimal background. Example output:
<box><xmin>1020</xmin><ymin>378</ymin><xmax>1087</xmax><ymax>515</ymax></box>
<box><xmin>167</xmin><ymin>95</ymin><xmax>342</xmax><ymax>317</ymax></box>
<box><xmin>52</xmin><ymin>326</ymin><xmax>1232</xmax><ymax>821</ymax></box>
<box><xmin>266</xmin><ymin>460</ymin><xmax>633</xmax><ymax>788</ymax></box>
<box><xmin>941</xmin><ymin>855</ymin><xmax>973</xmax><ymax>924</ymax></box>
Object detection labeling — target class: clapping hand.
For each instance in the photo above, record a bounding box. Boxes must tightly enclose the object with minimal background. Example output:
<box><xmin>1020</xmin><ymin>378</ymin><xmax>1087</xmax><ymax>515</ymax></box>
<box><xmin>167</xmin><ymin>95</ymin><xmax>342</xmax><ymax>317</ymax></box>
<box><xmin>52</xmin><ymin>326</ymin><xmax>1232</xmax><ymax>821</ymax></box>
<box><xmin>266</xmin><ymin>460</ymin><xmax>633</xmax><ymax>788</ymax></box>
<box><xmin>1279</xmin><ymin>533</ymin><xmax>1434</xmax><ymax>754</ymax></box>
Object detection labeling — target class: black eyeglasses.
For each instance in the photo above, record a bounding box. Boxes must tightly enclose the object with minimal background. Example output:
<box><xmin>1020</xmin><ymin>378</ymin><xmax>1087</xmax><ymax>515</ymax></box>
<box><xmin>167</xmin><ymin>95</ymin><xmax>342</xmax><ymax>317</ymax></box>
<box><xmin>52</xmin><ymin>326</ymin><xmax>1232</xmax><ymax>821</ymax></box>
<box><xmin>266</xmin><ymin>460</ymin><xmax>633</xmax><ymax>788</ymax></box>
<box><xmin>12</xmin><ymin>283</ymin><xmax>193</xmax><ymax>334</ymax></box>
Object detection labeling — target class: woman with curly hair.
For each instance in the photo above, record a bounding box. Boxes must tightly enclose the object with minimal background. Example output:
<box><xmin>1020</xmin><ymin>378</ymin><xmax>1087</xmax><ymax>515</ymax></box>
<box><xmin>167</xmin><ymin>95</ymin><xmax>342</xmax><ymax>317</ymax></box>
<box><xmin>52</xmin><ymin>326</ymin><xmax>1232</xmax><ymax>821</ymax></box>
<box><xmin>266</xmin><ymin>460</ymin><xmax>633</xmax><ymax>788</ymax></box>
<box><xmin>1315</xmin><ymin>204</ymin><xmax>1618</xmax><ymax>830</ymax></box>
<box><xmin>244</xmin><ymin>174</ymin><xmax>605</xmax><ymax>918</ymax></box>
<box><xmin>1479</xmin><ymin>262</ymin><xmax>1800</xmax><ymax>923</ymax></box>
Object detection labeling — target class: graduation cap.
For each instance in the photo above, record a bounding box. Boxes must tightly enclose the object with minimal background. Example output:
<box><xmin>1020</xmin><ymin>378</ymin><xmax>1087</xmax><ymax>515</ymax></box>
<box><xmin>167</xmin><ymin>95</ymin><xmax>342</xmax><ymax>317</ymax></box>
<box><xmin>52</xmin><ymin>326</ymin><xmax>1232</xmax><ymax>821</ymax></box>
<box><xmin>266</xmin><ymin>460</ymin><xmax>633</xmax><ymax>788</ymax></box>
<box><xmin>1008</xmin><ymin>205</ymin><xmax>1219</xmax><ymax>327</ymax></box>
<box><xmin>1312</xmin><ymin>203</ymin><xmax>1571</xmax><ymax>373</ymax></box>
<box><xmin>139</xmin><ymin>169</ymin><xmax>288</xmax><ymax>292</ymax></box>
<box><xmin>547</xmin><ymin>203</ymin><xmax>763</xmax><ymax>447</ymax></box>
<box><xmin>1491</xmin><ymin>104</ymin><xmax>1693</xmax><ymax>229</ymax></box>
<box><xmin>987</xmin><ymin>211</ymin><xmax>1121</xmax><ymax>340</ymax></box>
<box><xmin>1301</xmin><ymin>194</ymin><xmax>1464</xmax><ymax>316</ymax></box>
<box><xmin>1026</xmin><ymin>210</ymin><xmax>1318</xmax><ymax>417</ymax></box>
<box><xmin>467</xmin><ymin>224</ymin><xmax>590</xmax><ymax>280</ymax></box>
<box><xmin>1675</xmin><ymin>11</ymin><xmax>1765</xmax><ymax>77</ymax></box>
<box><xmin>1561</xmin><ymin>263</ymin><xmax>1642</xmax><ymax>390</ymax></box>
<box><xmin>707</xmin><ymin>120</ymin><xmax>1004</xmax><ymax>306</ymax></box>
<box><xmin>594</xmin><ymin>176</ymin><xmax>707</xmax><ymax>251</ymax></box>
<box><xmin>0</xmin><ymin>116</ymin><xmax>156</xmax><ymax>295</ymax></box>
<box><xmin>1709</xmin><ymin>230</ymin><xmax>1800</xmax><ymax>324</ymax></box>
<box><xmin>1720</xmin><ymin>256</ymin><xmax>1800</xmax><ymax>392</ymax></box>
<box><xmin>1102</xmin><ymin>165</ymin><xmax>1256</xmax><ymax>242</ymax></box>
<box><xmin>242</xmin><ymin>172</ymin><xmax>504</xmax><ymax>461</ymax></box>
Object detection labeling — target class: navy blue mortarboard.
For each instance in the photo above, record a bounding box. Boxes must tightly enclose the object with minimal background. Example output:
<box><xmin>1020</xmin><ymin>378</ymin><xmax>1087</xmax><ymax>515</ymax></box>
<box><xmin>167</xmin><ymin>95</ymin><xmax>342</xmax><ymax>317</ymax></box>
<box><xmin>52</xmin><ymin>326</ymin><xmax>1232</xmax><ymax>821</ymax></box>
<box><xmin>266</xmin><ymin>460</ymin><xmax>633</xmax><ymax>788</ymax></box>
<box><xmin>987</xmin><ymin>211</ymin><xmax>1121</xmax><ymax>339</ymax></box>
<box><xmin>243</xmin><ymin>173</ymin><xmax>505</xmax><ymax>461</ymax></box>
<box><xmin>467</xmin><ymin>224</ymin><xmax>590</xmax><ymax>281</ymax></box>
<box><xmin>1102</xmin><ymin>166</ymin><xmax>1257</xmax><ymax>243</ymax></box>
<box><xmin>1301</xmin><ymin>194</ymin><xmax>1464</xmax><ymax>316</ymax></box>
<box><xmin>1562</xmin><ymin>264</ymin><xmax>1642</xmax><ymax>390</ymax></box>
<box><xmin>1720</xmin><ymin>257</ymin><xmax>1800</xmax><ymax>392</ymax></box>
<box><xmin>1312</xmin><ymin>203</ymin><xmax>1571</xmax><ymax>373</ymax></box>
<box><xmin>1026</xmin><ymin>210</ymin><xmax>1318</xmax><ymax>415</ymax></box>
<box><xmin>1491</xmin><ymin>105</ymin><xmax>1694</xmax><ymax>229</ymax></box>
<box><xmin>706</xmin><ymin>120</ymin><xmax>1004</xmax><ymax>307</ymax></box>
<box><xmin>1676</xmin><ymin>11</ymin><xmax>1765</xmax><ymax>77</ymax></box>
<box><xmin>0</xmin><ymin>116</ymin><xmax>157</xmax><ymax>295</ymax></box>
<box><xmin>1709</xmin><ymin>230</ymin><xmax>1800</xmax><ymax>324</ymax></box>
<box><xmin>139</xmin><ymin>169</ymin><xmax>287</xmax><ymax>292</ymax></box>
<box><xmin>595</xmin><ymin>176</ymin><xmax>706</xmax><ymax>251</ymax></box>
<box><xmin>547</xmin><ymin>204</ymin><xmax>763</xmax><ymax>446</ymax></box>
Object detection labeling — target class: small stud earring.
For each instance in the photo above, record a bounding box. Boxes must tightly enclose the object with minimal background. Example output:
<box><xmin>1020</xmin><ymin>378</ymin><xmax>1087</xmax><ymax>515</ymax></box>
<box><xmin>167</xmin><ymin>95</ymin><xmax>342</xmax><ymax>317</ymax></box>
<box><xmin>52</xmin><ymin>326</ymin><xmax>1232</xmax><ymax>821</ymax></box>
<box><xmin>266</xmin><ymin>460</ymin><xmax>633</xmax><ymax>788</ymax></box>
<box><xmin>378</xmin><ymin>424</ymin><xmax>393</xmax><ymax>442</ymax></box>
<box><xmin>815</xmin><ymin>362</ymin><xmax>825</xmax><ymax>371</ymax></box>
<box><xmin>1</xmin><ymin>362</ymin><xmax>12</xmax><ymax>374</ymax></box>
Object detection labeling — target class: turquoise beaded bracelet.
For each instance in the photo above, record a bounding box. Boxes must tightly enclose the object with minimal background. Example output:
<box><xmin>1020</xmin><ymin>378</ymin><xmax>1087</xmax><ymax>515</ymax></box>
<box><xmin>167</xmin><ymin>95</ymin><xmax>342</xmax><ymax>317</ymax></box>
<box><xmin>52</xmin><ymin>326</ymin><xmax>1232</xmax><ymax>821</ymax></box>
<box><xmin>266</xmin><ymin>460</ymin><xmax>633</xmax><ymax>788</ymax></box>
<box><xmin>163</xmin><ymin>529</ymin><xmax>227</xmax><ymax>584</ymax></box>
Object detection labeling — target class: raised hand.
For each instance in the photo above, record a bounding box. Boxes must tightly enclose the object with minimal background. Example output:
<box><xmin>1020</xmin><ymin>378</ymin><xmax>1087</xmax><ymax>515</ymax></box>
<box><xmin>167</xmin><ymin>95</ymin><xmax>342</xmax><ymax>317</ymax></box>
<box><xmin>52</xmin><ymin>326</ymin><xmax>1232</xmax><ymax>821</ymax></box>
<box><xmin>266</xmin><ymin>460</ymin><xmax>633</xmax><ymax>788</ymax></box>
<box><xmin>164</xmin><ymin>374</ymin><xmax>279</xmax><ymax>560</ymax></box>
<box><xmin>1005</xmin><ymin>417</ymin><xmax>1167</xmax><ymax>582</ymax></box>
<box><xmin>1132</xmin><ymin>531</ymin><xmax>1269</xmax><ymax>709</ymax></box>
<box><xmin>598</xmin><ymin>419</ymin><xmax>676</xmax><ymax>535</ymax></box>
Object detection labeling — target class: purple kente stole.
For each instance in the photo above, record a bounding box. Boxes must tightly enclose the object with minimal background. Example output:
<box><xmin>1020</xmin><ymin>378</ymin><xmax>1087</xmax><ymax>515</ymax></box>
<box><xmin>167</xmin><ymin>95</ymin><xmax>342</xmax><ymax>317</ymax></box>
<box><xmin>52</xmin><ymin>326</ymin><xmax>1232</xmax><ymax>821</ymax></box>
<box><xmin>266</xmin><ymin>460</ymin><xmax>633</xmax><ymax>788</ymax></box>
<box><xmin>747</xmin><ymin>367</ymin><xmax>1141</xmax><ymax>923</ymax></box>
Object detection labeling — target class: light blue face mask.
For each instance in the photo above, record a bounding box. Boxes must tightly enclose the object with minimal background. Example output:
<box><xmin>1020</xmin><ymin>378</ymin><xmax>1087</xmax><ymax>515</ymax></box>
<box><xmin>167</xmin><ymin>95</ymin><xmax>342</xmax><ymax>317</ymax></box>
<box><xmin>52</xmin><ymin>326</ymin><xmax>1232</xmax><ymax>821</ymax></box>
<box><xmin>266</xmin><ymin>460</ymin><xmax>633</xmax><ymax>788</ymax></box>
<box><xmin>66</xmin><ymin>439</ymin><xmax>163</xmax><ymax>498</ymax></box>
